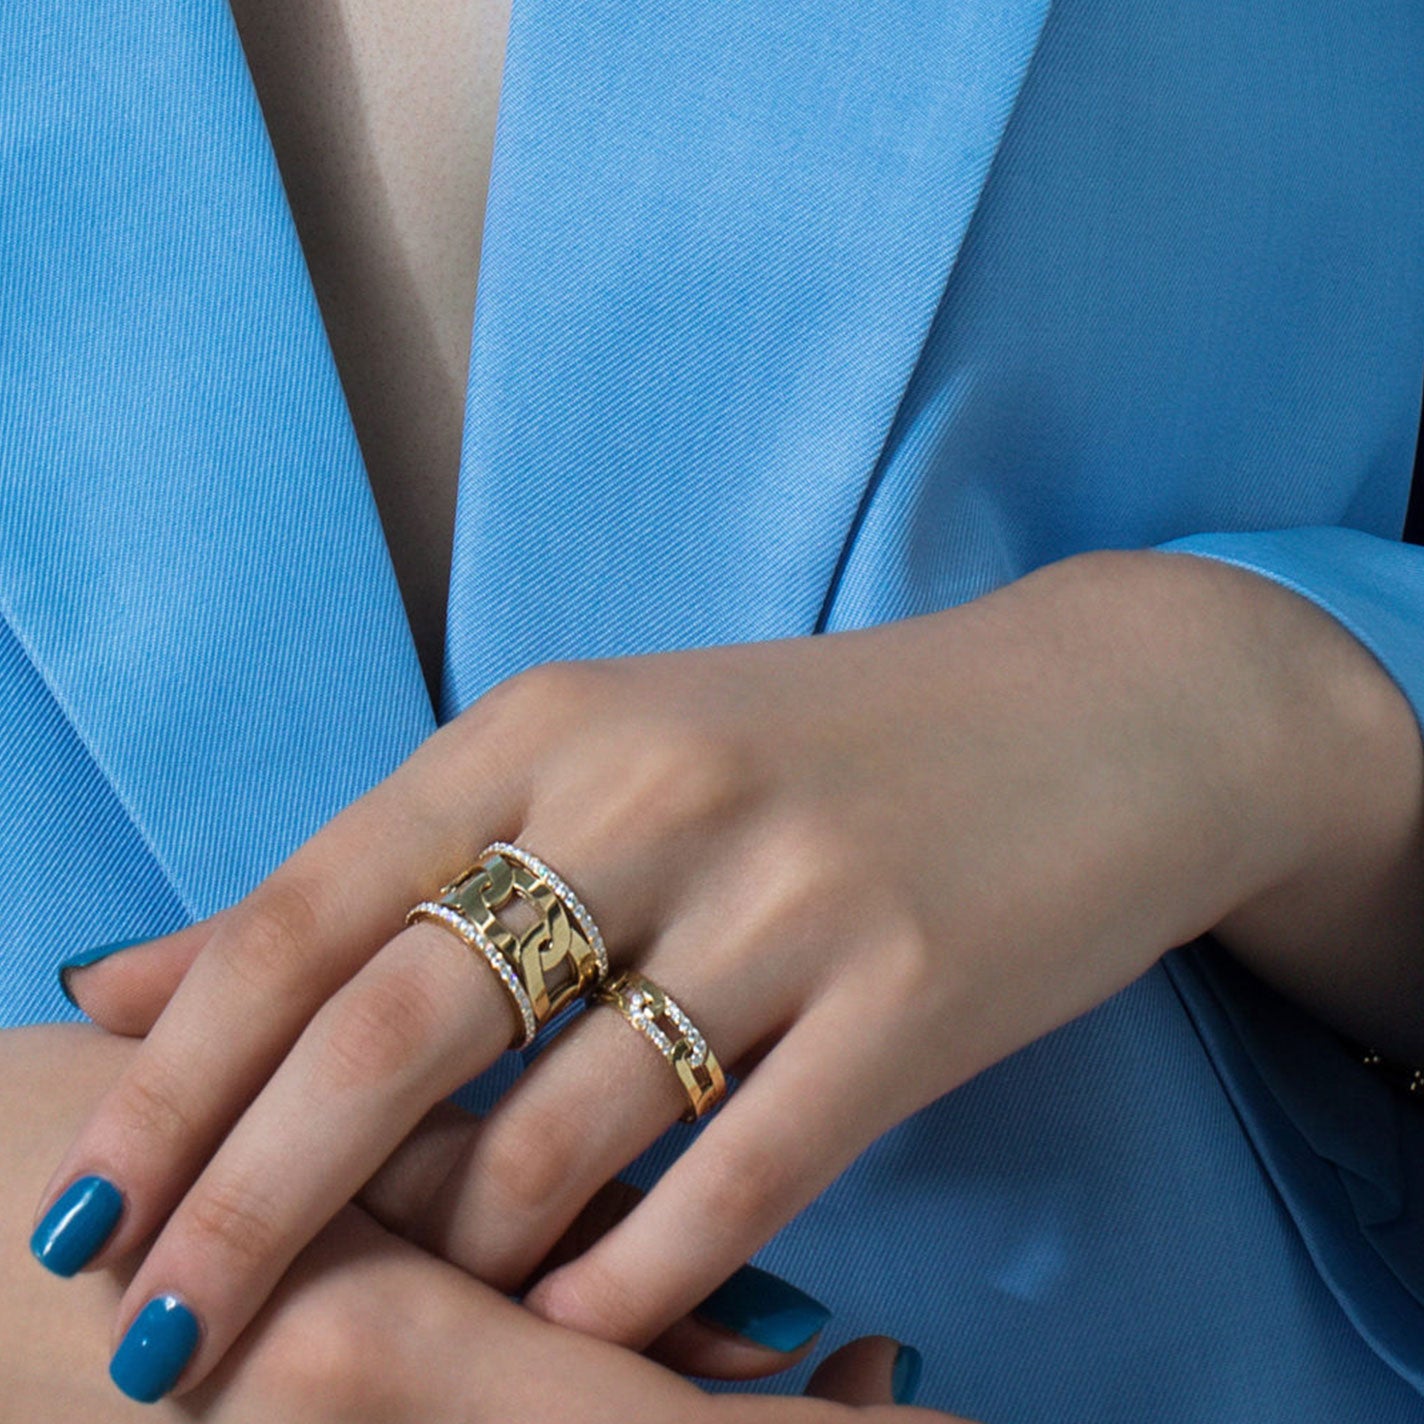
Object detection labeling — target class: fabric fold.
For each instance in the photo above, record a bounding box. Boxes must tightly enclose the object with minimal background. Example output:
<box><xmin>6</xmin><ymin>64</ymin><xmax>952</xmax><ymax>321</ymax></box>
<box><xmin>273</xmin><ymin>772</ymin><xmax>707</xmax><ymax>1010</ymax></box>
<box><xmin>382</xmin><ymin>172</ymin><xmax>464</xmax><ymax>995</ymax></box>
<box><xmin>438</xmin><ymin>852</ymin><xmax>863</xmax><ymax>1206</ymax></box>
<box><xmin>1166</xmin><ymin>940</ymin><xmax>1424</xmax><ymax>1393</ymax></box>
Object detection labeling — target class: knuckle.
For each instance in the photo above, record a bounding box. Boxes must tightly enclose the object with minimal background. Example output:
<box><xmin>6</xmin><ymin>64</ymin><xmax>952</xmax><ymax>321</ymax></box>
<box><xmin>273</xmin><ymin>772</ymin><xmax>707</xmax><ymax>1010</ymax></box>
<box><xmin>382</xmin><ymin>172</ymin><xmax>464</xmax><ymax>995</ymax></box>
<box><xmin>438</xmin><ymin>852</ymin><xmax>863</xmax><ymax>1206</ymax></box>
<box><xmin>315</xmin><ymin>970</ymin><xmax>448</xmax><ymax>1092</ymax></box>
<box><xmin>620</xmin><ymin>722</ymin><xmax>750</xmax><ymax>832</ymax></box>
<box><xmin>698</xmin><ymin>1139</ymin><xmax>796</xmax><ymax>1239</ymax></box>
<box><xmin>186</xmin><ymin>1173</ymin><xmax>285</xmax><ymax>1272</ymax></box>
<box><xmin>728</xmin><ymin>812</ymin><xmax>856</xmax><ymax>948</ymax></box>
<box><xmin>482</xmin><ymin>660</ymin><xmax>609</xmax><ymax>736</ymax></box>
<box><xmin>764</xmin><ymin>812</ymin><xmax>852</xmax><ymax>899</ymax></box>
<box><xmin>242</xmin><ymin>1223</ymin><xmax>435</xmax><ymax>1418</ymax></box>
<box><xmin>477</xmin><ymin>1102</ymin><xmax>585</xmax><ymax>1216</ymax></box>
<box><xmin>223</xmin><ymin>877</ymin><xmax>331</xmax><ymax>993</ymax></box>
<box><xmin>256</xmin><ymin>1299</ymin><xmax>385</xmax><ymax>1417</ymax></box>
<box><xmin>535</xmin><ymin>1257</ymin><xmax>646</xmax><ymax>1343</ymax></box>
<box><xmin>113</xmin><ymin>1060</ymin><xmax>201</xmax><ymax>1151</ymax></box>
<box><xmin>876</xmin><ymin>917</ymin><xmax>940</xmax><ymax>1004</ymax></box>
<box><xmin>563</xmin><ymin>719</ymin><xmax>752</xmax><ymax>856</ymax></box>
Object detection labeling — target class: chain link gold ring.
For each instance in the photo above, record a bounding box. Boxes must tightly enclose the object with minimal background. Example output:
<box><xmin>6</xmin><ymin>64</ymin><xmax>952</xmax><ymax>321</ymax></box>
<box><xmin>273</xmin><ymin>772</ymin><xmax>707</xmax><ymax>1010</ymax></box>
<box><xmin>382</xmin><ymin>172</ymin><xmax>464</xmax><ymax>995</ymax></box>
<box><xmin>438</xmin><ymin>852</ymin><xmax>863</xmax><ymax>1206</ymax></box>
<box><xmin>406</xmin><ymin>842</ymin><xmax>607</xmax><ymax>1047</ymax></box>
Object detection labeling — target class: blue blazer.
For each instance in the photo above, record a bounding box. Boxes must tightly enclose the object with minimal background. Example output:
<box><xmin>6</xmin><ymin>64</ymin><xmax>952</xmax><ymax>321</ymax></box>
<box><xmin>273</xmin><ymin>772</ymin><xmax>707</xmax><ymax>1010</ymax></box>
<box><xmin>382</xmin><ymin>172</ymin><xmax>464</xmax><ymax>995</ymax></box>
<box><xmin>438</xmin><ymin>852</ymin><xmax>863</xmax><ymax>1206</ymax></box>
<box><xmin>2</xmin><ymin>0</ymin><xmax>1422</xmax><ymax>1416</ymax></box>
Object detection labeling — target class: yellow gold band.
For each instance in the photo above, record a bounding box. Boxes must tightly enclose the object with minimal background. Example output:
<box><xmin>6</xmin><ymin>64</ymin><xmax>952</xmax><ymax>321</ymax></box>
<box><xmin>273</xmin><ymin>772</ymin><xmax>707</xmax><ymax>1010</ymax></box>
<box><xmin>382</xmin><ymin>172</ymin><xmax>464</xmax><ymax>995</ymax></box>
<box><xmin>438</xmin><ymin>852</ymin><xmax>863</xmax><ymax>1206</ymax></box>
<box><xmin>407</xmin><ymin>843</ymin><xmax>606</xmax><ymax>1047</ymax></box>
<box><xmin>594</xmin><ymin>970</ymin><xmax>726</xmax><ymax>1121</ymax></box>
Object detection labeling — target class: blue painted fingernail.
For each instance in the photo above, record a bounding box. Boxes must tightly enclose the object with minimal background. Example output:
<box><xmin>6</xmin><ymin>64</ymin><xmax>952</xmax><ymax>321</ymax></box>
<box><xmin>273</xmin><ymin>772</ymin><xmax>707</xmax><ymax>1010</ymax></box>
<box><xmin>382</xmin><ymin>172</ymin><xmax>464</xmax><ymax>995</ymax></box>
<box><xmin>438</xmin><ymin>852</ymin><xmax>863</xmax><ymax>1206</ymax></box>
<box><xmin>110</xmin><ymin>1296</ymin><xmax>200</xmax><ymax>1403</ymax></box>
<box><xmin>892</xmin><ymin>1344</ymin><xmax>924</xmax><ymax>1405</ymax></box>
<box><xmin>58</xmin><ymin>939</ymin><xmax>147</xmax><ymax>1008</ymax></box>
<box><xmin>30</xmin><ymin>1175</ymin><xmax>124</xmax><ymax>1277</ymax></box>
<box><xmin>693</xmin><ymin>1264</ymin><xmax>831</xmax><ymax>1352</ymax></box>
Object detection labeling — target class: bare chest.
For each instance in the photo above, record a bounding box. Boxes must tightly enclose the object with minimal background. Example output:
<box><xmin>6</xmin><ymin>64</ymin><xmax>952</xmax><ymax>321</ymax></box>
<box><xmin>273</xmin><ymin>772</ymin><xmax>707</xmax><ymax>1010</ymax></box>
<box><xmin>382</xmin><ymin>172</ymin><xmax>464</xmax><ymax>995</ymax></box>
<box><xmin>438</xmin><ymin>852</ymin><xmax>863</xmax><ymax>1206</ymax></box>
<box><xmin>228</xmin><ymin>0</ymin><xmax>512</xmax><ymax>700</ymax></box>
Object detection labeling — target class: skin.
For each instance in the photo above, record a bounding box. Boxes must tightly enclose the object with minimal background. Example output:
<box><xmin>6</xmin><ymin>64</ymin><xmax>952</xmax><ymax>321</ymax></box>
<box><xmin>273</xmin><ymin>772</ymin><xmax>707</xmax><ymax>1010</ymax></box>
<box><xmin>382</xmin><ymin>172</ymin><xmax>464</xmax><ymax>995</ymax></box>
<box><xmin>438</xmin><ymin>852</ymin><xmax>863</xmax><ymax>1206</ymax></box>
<box><xmin>19</xmin><ymin>1</ymin><xmax>1424</xmax><ymax>1412</ymax></box>
<box><xmin>6</xmin><ymin>1025</ymin><xmax>972</xmax><ymax>1422</ymax></box>
<box><xmin>224</xmin><ymin>0</ymin><xmax>510</xmax><ymax>703</ymax></box>
<box><xmin>39</xmin><ymin>545</ymin><xmax>1424</xmax><ymax>1404</ymax></box>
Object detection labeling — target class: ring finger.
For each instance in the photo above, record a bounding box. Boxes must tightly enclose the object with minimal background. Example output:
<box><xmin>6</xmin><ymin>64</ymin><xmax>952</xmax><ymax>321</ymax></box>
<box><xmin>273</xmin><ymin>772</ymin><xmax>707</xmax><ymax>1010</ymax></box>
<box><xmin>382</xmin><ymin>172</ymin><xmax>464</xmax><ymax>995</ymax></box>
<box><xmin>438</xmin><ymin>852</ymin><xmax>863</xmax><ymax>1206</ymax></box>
<box><xmin>406</xmin><ymin>899</ymin><xmax>805</xmax><ymax>1297</ymax></box>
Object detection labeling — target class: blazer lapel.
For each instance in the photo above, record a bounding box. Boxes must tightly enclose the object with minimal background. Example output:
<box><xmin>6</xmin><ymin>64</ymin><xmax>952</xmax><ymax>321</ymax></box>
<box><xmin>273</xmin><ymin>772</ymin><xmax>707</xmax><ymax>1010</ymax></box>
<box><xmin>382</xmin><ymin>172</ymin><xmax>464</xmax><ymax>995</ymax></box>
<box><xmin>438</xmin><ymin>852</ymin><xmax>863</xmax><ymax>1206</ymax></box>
<box><xmin>0</xmin><ymin>0</ymin><xmax>1051</xmax><ymax>911</ymax></box>
<box><xmin>444</xmin><ymin>0</ymin><xmax>1052</xmax><ymax>715</ymax></box>
<box><xmin>0</xmin><ymin>0</ymin><xmax>432</xmax><ymax>919</ymax></box>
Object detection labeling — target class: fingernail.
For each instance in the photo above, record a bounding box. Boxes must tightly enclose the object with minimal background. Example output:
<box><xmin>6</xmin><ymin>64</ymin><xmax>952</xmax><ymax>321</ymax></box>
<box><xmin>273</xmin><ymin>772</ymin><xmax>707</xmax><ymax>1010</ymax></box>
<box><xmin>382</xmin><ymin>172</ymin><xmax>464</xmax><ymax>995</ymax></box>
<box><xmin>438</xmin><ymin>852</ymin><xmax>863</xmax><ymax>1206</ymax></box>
<box><xmin>30</xmin><ymin>1175</ymin><xmax>124</xmax><ymax>1277</ymax></box>
<box><xmin>58</xmin><ymin>939</ymin><xmax>147</xmax><ymax>1007</ymax></box>
<box><xmin>110</xmin><ymin>1296</ymin><xmax>200</xmax><ymax>1403</ymax></box>
<box><xmin>693</xmin><ymin>1264</ymin><xmax>831</xmax><ymax>1352</ymax></box>
<box><xmin>892</xmin><ymin>1344</ymin><xmax>924</xmax><ymax>1406</ymax></box>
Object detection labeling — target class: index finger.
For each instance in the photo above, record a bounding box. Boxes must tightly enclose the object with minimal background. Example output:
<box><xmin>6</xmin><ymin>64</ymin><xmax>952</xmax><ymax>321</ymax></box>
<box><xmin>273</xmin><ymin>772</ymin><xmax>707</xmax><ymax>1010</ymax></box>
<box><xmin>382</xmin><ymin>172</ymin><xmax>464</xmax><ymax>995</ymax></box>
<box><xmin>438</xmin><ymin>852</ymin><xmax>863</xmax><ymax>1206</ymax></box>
<box><xmin>30</xmin><ymin>716</ymin><xmax>524</xmax><ymax>1279</ymax></box>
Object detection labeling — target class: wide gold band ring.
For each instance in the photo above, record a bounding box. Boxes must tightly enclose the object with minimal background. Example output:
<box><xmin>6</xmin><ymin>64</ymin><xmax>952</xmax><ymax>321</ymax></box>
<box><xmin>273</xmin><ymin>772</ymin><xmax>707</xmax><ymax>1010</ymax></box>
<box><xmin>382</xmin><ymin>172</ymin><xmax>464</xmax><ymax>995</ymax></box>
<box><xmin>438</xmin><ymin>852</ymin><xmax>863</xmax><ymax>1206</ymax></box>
<box><xmin>406</xmin><ymin>842</ymin><xmax>607</xmax><ymax>1047</ymax></box>
<box><xmin>594</xmin><ymin>970</ymin><xmax>727</xmax><ymax>1121</ymax></box>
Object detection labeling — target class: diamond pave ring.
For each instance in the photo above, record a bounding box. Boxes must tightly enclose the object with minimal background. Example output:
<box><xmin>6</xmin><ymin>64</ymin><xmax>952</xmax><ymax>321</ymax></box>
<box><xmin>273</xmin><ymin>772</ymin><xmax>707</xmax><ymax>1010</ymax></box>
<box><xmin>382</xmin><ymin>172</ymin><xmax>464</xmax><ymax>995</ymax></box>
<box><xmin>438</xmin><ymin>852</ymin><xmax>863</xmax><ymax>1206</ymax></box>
<box><xmin>406</xmin><ymin>842</ymin><xmax>607</xmax><ymax>1047</ymax></box>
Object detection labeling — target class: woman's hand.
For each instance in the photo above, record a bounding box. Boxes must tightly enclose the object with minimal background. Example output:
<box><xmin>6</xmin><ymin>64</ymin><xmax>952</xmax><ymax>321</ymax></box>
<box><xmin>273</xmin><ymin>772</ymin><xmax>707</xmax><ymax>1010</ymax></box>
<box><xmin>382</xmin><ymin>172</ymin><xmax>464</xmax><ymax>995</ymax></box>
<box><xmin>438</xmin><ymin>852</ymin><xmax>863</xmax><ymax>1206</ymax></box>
<box><xmin>36</xmin><ymin>548</ymin><xmax>1395</xmax><ymax>1400</ymax></box>
<box><xmin>6</xmin><ymin>1025</ymin><xmax>967</xmax><ymax>1422</ymax></box>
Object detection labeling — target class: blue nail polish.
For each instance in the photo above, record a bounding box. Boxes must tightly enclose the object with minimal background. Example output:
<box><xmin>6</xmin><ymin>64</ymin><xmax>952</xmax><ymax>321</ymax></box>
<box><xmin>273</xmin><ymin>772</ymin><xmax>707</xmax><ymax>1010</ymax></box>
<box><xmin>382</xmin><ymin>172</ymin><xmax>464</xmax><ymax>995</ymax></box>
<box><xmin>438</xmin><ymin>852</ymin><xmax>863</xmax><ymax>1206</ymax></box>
<box><xmin>694</xmin><ymin>1265</ymin><xmax>830</xmax><ymax>1352</ymax></box>
<box><xmin>110</xmin><ymin>1296</ymin><xmax>200</xmax><ymax>1403</ymax></box>
<box><xmin>58</xmin><ymin>939</ymin><xmax>147</xmax><ymax>1008</ymax></box>
<box><xmin>30</xmin><ymin>1175</ymin><xmax>124</xmax><ymax>1277</ymax></box>
<box><xmin>892</xmin><ymin>1344</ymin><xmax>924</xmax><ymax>1406</ymax></box>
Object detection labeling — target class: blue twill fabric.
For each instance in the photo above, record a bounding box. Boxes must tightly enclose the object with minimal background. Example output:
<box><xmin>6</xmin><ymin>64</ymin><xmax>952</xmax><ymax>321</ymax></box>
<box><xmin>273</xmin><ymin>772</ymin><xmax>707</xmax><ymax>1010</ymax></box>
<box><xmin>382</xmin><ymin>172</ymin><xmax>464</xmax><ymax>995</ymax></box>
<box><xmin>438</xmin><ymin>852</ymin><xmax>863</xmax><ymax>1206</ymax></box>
<box><xmin>1</xmin><ymin>1</ymin><xmax>1423</xmax><ymax>1417</ymax></box>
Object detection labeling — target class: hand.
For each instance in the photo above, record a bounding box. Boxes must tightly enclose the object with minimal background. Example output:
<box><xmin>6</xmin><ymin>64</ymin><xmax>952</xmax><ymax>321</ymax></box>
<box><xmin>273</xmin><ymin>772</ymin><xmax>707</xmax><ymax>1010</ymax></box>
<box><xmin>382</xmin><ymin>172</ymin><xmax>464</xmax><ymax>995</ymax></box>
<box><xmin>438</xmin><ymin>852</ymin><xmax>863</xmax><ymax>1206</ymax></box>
<box><xmin>7</xmin><ymin>1026</ymin><xmax>968</xmax><ymax>1422</ymax></box>
<box><xmin>40</xmin><ymin>550</ymin><xmax>1317</xmax><ymax>1400</ymax></box>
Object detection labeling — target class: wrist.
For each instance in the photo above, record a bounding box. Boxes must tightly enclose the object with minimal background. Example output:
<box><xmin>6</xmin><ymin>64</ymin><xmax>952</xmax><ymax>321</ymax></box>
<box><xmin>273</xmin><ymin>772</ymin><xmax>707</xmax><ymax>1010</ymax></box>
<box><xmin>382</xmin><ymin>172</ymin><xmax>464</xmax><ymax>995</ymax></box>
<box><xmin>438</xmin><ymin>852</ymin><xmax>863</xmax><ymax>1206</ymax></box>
<box><xmin>1008</xmin><ymin>549</ymin><xmax>1382</xmax><ymax>940</ymax></box>
<box><xmin>1131</xmin><ymin>550</ymin><xmax>1420</xmax><ymax>899</ymax></box>
<box><xmin>1048</xmin><ymin>548</ymin><xmax>1424</xmax><ymax>1053</ymax></box>
<box><xmin>928</xmin><ymin>549</ymin><xmax>1305</xmax><ymax>967</ymax></box>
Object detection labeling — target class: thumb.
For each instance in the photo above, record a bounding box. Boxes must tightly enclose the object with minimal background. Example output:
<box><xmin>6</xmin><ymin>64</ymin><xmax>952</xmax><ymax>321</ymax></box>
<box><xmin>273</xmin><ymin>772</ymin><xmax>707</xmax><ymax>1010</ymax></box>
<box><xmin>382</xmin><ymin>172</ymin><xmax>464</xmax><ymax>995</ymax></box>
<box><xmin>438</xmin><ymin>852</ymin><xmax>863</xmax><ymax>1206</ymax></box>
<box><xmin>59</xmin><ymin>921</ymin><xmax>213</xmax><ymax>1035</ymax></box>
<box><xmin>804</xmin><ymin>1336</ymin><xmax>925</xmax><ymax>1409</ymax></box>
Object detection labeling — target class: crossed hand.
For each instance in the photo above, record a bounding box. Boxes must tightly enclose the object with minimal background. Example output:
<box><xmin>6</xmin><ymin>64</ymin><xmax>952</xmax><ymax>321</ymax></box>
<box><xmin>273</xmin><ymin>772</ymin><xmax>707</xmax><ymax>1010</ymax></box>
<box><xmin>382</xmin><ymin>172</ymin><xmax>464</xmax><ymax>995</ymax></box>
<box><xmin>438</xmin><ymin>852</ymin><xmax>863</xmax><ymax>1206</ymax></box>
<box><xmin>34</xmin><ymin>552</ymin><xmax>1302</xmax><ymax>1411</ymax></box>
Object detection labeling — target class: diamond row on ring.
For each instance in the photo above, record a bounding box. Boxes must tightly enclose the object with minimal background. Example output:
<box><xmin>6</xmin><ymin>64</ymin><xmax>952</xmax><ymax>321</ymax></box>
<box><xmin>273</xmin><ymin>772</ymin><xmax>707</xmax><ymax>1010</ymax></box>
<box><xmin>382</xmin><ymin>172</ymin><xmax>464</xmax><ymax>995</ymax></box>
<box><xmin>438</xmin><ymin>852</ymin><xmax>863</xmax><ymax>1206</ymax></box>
<box><xmin>483</xmin><ymin>840</ymin><xmax>610</xmax><ymax>979</ymax></box>
<box><xmin>624</xmin><ymin>985</ymin><xmax>708</xmax><ymax>1068</ymax></box>
<box><xmin>406</xmin><ymin>900</ymin><xmax>540</xmax><ymax>1045</ymax></box>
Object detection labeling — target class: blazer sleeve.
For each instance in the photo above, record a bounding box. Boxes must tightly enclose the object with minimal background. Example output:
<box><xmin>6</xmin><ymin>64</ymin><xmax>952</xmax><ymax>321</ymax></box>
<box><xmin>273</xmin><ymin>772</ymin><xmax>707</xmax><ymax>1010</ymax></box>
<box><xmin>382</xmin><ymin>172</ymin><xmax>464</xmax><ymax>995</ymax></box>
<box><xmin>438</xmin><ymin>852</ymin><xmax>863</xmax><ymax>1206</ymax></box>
<box><xmin>1151</xmin><ymin>520</ymin><xmax>1424</xmax><ymax>1394</ymax></box>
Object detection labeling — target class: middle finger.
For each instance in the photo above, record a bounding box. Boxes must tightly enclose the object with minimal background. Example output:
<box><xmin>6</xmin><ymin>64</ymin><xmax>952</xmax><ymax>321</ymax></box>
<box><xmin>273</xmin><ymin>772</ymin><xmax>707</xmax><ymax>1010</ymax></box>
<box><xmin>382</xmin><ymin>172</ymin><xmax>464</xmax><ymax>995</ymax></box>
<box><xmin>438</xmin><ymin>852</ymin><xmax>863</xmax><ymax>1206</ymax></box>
<box><xmin>388</xmin><ymin>871</ymin><xmax>812</xmax><ymax>1297</ymax></box>
<box><xmin>101</xmin><ymin>814</ymin><xmax>669</xmax><ymax>1402</ymax></box>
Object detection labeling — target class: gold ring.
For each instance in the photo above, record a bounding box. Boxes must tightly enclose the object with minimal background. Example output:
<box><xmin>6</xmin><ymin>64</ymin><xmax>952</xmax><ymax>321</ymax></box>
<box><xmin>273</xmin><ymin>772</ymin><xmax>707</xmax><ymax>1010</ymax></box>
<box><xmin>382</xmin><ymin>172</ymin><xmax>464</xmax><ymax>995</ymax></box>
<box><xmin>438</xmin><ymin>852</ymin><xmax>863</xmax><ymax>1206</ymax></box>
<box><xmin>406</xmin><ymin>842</ymin><xmax>607</xmax><ymax>1047</ymax></box>
<box><xmin>594</xmin><ymin>970</ymin><xmax>726</xmax><ymax>1121</ymax></box>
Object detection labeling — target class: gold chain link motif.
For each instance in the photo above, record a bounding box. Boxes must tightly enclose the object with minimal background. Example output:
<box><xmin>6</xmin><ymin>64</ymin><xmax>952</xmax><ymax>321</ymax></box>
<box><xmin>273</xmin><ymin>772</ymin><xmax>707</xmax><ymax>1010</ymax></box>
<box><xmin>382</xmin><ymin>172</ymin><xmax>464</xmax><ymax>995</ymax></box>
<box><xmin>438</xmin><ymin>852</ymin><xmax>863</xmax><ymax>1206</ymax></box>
<box><xmin>408</xmin><ymin>846</ymin><xmax>605</xmax><ymax>1044</ymax></box>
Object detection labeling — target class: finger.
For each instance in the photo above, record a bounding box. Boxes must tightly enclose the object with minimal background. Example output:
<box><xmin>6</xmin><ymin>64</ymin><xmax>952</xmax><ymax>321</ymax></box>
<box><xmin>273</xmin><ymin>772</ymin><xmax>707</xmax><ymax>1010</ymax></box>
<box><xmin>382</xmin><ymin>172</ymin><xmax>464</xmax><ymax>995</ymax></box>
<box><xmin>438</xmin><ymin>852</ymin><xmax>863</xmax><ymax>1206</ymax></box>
<box><xmin>105</xmin><ymin>918</ymin><xmax>526</xmax><ymax>1399</ymax></box>
<box><xmin>404</xmin><ymin>908</ymin><xmax>800</xmax><ymax>1298</ymax></box>
<box><xmin>537</xmin><ymin>1184</ymin><xmax>826</xmax><ymax>1382</ymax></box>
<box><xmin>523</xmin><ymin>992</ymin><xmax>885</xmax><ymax>1352</ymax></box>
<box><xmin>804</xmin><ymin>1336</ymin><xmax>918</xmax><ymax>1407</ymax></box>
<box><xmin>32</xmin><ymin>720</ymin><xmax>528</xmax><ymax>1274</ymax></box>
<box><xmin>363</xmin><ymin>1110</ymin><xmax>821</xmax><ymax>1383</ymax></box>
<box><xmin>732</xmin><ymin>1338</ymin><xmax>965</xmax><ymax>1423</ymax></box>
<box><xmin>397</xmin><ymin>1004</ymin><xmax>690</xmax><ymax>1287</ymax></box>
<box><xmin>356</xmin><ymin>1099</ymin><xmax>487</xmax><ymax>1234</ymax></box>
<box><xmin>63</xmin><ymin>921</ymin><xmax>216</xmax><ymax>1036</ymax></box>
<box><xmin>104</xmin><ymin>797</ymin><xmax>701</xmax><ymax>1406</ymax></box>
<box><xmin>650</xmin><ymin>1307</ymin><xmax>821</xmax><ymax>1382</ymax></box>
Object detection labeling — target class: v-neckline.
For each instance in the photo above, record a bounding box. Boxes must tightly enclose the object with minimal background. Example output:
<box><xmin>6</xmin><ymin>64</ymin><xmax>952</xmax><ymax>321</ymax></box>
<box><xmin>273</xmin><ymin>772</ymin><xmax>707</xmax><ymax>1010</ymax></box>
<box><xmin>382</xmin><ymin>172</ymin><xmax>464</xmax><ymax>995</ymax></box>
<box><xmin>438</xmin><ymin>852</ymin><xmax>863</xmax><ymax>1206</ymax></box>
<box><xmin>225</xmin><ymin>0</ymin><xmax>515</xmax><ymax>711</ymax></box>
<box><xmin>0</xmin><ymin>0</ymin><xmax>1052</xmax><ymax>920</ymax></box>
